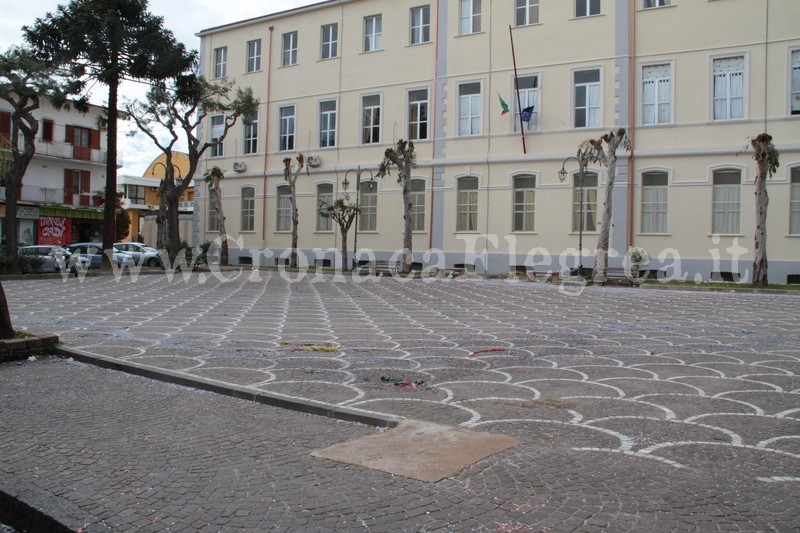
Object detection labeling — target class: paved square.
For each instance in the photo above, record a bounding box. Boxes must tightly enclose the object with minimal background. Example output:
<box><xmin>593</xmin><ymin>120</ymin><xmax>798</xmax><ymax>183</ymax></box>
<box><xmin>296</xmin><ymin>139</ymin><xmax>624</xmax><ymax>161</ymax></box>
<box><xmin>3</xmin><ymin>271</ymin><xmax>800</xmax><ymax>530</ymax></box>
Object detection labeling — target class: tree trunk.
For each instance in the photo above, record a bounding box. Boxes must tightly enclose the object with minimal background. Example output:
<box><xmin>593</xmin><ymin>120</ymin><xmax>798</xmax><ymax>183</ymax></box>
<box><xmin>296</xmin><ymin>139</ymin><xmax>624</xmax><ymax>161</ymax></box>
<box><xmin>3</xmin><ymin>176</ymin><xmax>19</xmax><ymax>275</ymax></box>
<box><xmin>165</xmin><ymin>190</ymin><xmax>181</xmax><ymax>262</ymax></box>
<box><xmin>213</xmin><ymin>181</ymin><xmax>228</xmax><ymax>266</ymax></box>
<box><xmin>340</xmin><ymin>226</ymin><xmax>349</xmax><ymax>272</ymax></box>
<box><xmin>102</xmin><ymin>76</ymin><xmax>119</xmax><ymax>269</ymax></box>
<box><xmin>290</xmin><ymin>184</ymin><xmax>298</xmax><ymax>268</ymax></box>
<box><xmin>752</xmin><ymin>157</ymin><xmax>769</xmax><ymax>287</ymax></box>
<box><xmin>401</xmin><ymin>175</ymin><xmax>413</xmax><ymax>274</ymax></box>
<box><xmin>0</xmin><ymin>281</ymin><xmax>13</xmax><ymax>339</ymax></box>
<box><xmin>592</xmin><ymin>155</ymin><xmax>616</xmax><ymax>282</ymax></box>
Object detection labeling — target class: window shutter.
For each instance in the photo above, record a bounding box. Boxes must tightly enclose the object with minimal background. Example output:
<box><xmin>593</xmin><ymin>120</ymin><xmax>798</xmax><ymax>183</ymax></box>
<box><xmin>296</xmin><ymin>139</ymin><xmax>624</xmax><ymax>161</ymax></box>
<box><xmin>42</xmin><ymin>119</ymin><xmax>54</xmax><ymax>142</ymax></box>
<box><xmin>80</xmin><ymin>170</ymin><xmax>91</xmax><ymax>207</ymax></box>
<box><xmin>65</xmin><ymin>125</ymin><xmax>75</xmax><ymax>144</ymax></box>
<box><xmin>0</xmin><ymin>111</ymin><xmax>10</xmax><ymax>138</ymax></box>
<box><xmin>64</xmin><ymin>169</ymin><xmax>74</xmax><ymax>205</ymax></box>
<box><xmin>90</xmin><ymin>129</ymin><xmax>101</xmax><ymax>149</ymax></box>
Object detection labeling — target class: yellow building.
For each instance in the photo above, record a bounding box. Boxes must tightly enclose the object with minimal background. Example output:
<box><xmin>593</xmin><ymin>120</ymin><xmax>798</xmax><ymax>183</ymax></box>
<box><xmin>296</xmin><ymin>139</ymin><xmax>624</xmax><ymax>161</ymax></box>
<box><xmin>195</xmin><ymin>0</ymin><xmax>800</xmax><ymax>282</ymax></box>
<box><xmin>119</xmin><ymin>152</ymin><xmax>194</xmax><ymax>246</ymax></box>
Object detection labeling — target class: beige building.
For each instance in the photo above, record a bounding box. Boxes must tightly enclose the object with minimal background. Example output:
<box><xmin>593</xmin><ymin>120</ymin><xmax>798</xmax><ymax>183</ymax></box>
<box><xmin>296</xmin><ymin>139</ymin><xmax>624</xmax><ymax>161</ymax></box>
<box><xmin>195</xmin><ymin>0</ymin><xmax>800</xmax><ymax>282</ymax></box>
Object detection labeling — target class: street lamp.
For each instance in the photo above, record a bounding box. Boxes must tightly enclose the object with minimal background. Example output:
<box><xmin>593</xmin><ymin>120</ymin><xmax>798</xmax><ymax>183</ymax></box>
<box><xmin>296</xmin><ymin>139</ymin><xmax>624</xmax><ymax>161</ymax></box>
<box><xmin>558</xmin><ymin>154</ymin><xmax>589</xmax><ymax>277</ymax></box>
<box><xmin>342</xmin><ymin>166</ymin><xmax>374</xmax><ymax>270</ymax></box>
<box><xmin>151</xmin><ymin>161</ymin><xmax>182</xmax><ymax>180</ymax></box>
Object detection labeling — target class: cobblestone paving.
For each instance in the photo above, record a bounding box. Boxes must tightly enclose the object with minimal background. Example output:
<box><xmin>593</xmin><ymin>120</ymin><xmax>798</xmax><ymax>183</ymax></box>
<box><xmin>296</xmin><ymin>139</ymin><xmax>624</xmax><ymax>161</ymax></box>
<box><xmin>3</xmin><ymin>272</ymin><xmax>800</xmax><ymax>530</ymax></box>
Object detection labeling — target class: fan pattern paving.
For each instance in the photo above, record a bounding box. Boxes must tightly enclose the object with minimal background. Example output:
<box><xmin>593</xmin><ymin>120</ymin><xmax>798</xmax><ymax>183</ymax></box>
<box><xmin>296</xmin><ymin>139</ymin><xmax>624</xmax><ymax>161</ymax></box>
<box><xmin>8</xmin><ymin>273</ymin><xmax>800</xmax><ymax>482</ymax></box>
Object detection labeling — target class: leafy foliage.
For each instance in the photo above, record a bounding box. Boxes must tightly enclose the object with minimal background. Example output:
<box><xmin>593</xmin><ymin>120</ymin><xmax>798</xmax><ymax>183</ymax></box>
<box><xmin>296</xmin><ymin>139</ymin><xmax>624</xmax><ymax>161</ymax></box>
<box><xmin>750</xmin><ymin>133</ymin><xmax>779</xmax><ymax>177</ymax></box>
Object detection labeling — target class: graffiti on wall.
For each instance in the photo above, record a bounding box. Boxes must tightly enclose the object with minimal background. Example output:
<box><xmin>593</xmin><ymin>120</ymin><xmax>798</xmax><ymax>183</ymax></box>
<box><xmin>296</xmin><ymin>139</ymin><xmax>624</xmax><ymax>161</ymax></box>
<box><xmin>38</xmin><ymin>216</ymin><xmax>72</xmax><ymax>246</ymax></box>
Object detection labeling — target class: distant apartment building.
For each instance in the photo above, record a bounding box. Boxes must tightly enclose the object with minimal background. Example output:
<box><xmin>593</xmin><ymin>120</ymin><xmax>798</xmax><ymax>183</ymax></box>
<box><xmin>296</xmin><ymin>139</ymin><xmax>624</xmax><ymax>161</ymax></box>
<box><xmin>1</xmin><ymin>100</ymin><xmax>111</xmax><ymax>248</ymax></box>
<box><xmin>195</xmin><ymin>0</ymin><xmax>800</xmax><ymax>282</ymax></box>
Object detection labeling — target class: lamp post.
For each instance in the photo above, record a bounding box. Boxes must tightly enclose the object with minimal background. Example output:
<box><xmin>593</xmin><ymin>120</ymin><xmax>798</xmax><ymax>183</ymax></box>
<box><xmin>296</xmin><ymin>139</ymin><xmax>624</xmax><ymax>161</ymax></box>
<box><xmin>558</xmin><ymin>155</ymin><xmax>588</xmax><ymax>277</ymax></box>
<box><xmin>342</xmin><ymin>165</ymin><xmax>374</xmax><ymax>270</ymax></box>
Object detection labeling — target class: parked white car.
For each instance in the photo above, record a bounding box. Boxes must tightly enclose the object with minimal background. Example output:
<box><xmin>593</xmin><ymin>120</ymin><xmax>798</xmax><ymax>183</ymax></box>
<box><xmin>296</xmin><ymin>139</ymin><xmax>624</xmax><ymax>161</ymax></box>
<box><xmin>18</xmin><ymin>245</ymin><xmax>91</xmax><ymax>274</ymax></box>
<box><xmin>114</xmin><ymin>242</ymin><xmax>162</xmax><ymax>267</ymax></box>
<box><xmin>67</xmin><ymin>242</ymin><xmax>136</xmax><ymax>269</ymax></box>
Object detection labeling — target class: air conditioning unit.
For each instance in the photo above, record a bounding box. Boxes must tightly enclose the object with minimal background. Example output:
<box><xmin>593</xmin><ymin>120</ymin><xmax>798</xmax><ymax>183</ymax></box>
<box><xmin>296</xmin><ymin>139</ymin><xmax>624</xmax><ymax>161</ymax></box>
<box><xmin>233</xmin><ymin>161</ymin><xmax>246</xmax><ymax>173</ymax></box>
<box><xmin>307</xmin><ymin>155</ymin><xmax>321</xmax><ymax>167</ymax></box>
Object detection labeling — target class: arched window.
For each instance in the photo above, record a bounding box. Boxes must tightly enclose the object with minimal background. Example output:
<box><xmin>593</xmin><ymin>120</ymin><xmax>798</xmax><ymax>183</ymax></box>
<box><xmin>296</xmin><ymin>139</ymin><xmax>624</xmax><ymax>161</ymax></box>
<box><xmin>572</xmin><ymin>172</ymin><xmax>598</xmax><ymax>232</ymax></box>
<box><xmin>241</xmin><ymin>187</ymin><xmax>255</xmax><ymax>232</ymax></box>
<box><xmin>317</xmin><ymin>183</ymin><xmax>333</xmax><ymax>231</ymax></box>
<box><xmin>712</xmin><ymin>169</ymin><xmax>741</xmax><ymax>234</ymax></box>
<box><xmin>410</xmin><ymin>179</ymin><xmax>426</xmax><ymax>231</ymax></box>
<box><xmin>276</xmin><ymin>186</ymin><xmax>291</xmax><ymax>232</ymax></box>
<box><xmin>457</xmin><ymin>177</ymin><xmax>479</xmax><ymax>232</ymax></box>
<box><xmin>512</xmin><ymin>175</ymin><xmax>536</xmax><ymax>232</ymax></box>
<box><xmin>641</xmin><ymin>171</ymin><xmax>668</xmax><ymax>233</ymax></box>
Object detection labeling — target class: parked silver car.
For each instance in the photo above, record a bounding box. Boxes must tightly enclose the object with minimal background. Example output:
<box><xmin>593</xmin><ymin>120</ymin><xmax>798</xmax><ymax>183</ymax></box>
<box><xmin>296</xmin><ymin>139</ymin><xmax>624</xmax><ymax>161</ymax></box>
<box><xmin>114</xmin><ymin>242</ymin><xmax>162</xmax><ymax>267</ymax></box>
<box><xmin>67</xmin><ymin>242</ymin><xmax>136</xmax><ymax>269</ymax></box>
<box><xmin>18</xmin><ymin>245</ymin><xmax>91</xmax><ymax>274</ymax></box>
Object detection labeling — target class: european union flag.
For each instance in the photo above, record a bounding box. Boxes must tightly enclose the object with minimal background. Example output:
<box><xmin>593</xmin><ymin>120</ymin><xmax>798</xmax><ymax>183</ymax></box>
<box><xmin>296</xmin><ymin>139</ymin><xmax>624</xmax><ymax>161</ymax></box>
<box><xmin>520</xmin><ymin>106</ymin><xmax>535</xmax><ymax>122</ymax></box>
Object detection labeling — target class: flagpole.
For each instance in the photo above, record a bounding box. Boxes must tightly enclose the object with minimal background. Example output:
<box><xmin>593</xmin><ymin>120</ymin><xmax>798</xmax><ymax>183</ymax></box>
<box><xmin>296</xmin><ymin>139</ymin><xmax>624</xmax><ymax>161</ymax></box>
<box><xmin>509</xmin><ymin>25</ymin><xmax>527</xmax><ymax>155</ymax></box>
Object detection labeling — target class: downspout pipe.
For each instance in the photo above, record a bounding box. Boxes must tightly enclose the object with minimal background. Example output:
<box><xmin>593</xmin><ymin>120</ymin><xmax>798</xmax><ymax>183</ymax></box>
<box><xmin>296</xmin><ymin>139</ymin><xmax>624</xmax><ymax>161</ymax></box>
<box><xmin>626</xmin><ymin>0</ymin><xmax>636</xmax><ymax>249</ymax></box>
<box><xmin>262</xmin><ymin>26</ymin><xmax>275</xmax><ymax>246</ymax></box>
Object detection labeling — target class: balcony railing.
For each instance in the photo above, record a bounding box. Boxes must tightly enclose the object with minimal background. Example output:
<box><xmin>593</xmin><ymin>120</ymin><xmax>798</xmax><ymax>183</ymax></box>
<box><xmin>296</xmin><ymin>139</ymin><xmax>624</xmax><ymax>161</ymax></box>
<box><xmin>33</xmin><ymin>139</ymin><xmax>122</xmax><ymax>167</ymax></box>
<box><xmin>9</xmin><ymin>184</ymin><xmax>103</xmax><ymax>207</ymax></box>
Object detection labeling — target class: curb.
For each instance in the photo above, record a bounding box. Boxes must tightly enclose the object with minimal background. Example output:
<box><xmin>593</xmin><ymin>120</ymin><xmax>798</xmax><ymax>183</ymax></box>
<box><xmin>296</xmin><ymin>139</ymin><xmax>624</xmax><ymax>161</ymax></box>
<box><xmin>55</xmin><ymin>347</ymin><xmax>401</xmax><ymax>429</ymax></box>
<box><xmin>0</xmin><ymin>475</ymin><xmax>111</xmax><ymax>533</ymax></box>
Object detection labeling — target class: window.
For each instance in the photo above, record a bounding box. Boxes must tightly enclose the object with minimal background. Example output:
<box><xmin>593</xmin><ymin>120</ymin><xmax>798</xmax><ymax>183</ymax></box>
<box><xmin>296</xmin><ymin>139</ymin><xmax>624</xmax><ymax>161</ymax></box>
<box><xmin>712</xmin><ymin>170</ymin><xmax>741</xmax><ymax>234</ymax></box>
<box><xmin>713</xmin><ymin>56</ymin><xmax>745</xmax><ymax>120</ymax></box>
<box><xmin>279</xmin><ymin>106</ymin><xmax>295</xmax><ymax>152</ymax></box>
<box><xmin>574</xmin><ymin>69</ymin><xmax>600</xmax><ymax>128</ymax></box>
<box><xmin>641</xmin><ymin>171</ymin><xmax>668</xmax><ymax>233</ymax></box>
<box><xmin>513</xmin><ymin>175</ymin><xmax>536</xmax><ymax>232</ymax></box>
<box><xmin>359</xmin><ymin>181</ymin><xmax>377</xmax><ymax>231</ymax></box>
<box><xmin>125</xmin><ymin>185</ymin><xmax>146</xmax><ymax>206</ymax></box>
<box><xmin>576</xmin><ymin>0</ymin><xmax>601</xmax><ymax>17</ymax></box>
<box><xmin>410</xmin><ymin>6</ymin><xmax>430</xmax><ymax>45</ymax></box>
<box><xmin>247</xmin><ymin>40</ymin><xmax>262</xmax><ymax>73</ymax></box>
<box><xmin>791</xmin><ymin>168</ymin><xmax>800</xmax><ymax>234</ymax></box>
<box><xmin>210</xmin><ymin>115</ymin><xmax>224</xmax><ymax>157</ymax></box>
<box><xmin>364</xmin><ymin>15</ymin><xmax>382</xmax><ymax>52</ymax></box>
<box><xmin>321</xmin><ymin>23</ymin><xmax>338</xmax><ymax>59</ymax></box>
<box><xmin>213</xmin><ymin>47</ymin><xmax>227</xmax><ymax>78</ymax></box>
<box><xmin>317</xmin><ymin>183</ymin><xmax>333</xmax><ymax>231</ymax></box>
<box><xmin>458</xmin><ymin>82</ymin><xmax>482</xmax><ymax>136</ymax></box>
<box><xmin>513</xmin><ymin>75</ymin><xmax>539</xmax><ymax>131</ymax></box>
<box><xmin>642</xmin><ymin>64</ymin><xmax>671</xmax><ymax>125</ymax></box>
<box><xmin>42</xmin><ymin>119</ymin><xmax>54</xmax><ymax>142</ymax></box>
<box><xmin>410</xmin><ymin>179</ymin><xmax>426</xmax><ymax>231</ymax></box>
<box><xmin>243</xmin><ymin>113</ymin><xmax>258</xmax><ymax>155</ymax></box>
<box><xmin>573</xmin><ymin>172</ymin><xmax>598</xmax><ymax>232</ymax></box>
<box><xmin>408</xmin><ymin>89</ymin><xmax>429</xmax><ymax>140</ymax></box>
<box><xmin>0</xmin><ymin>111</ymin><xmax>9</xmax><ymax>142</ymax></box>
<box><xmin>282</xmin><ymin>32</ymin><xmax>298</xmax><ymax>66</ymax></box>
<box><xmin>319</xmin><ymin>100</ymin><xmax>337</xmax><ymax>148</ymax></box>
<box><xmin>791</xmin><ymin>50</ymin><xmax>800</xmax><ymax>115</ymax></box>
<box><xmin>515</xmin><ymin>0</ymin><xmax>539</xmax><ymax>26</ymax></box>
<box><xmin>276</xmin><ymin>186</ymin><xmax>292</xmax><ymax>232</ymax></box>
<box><xmin>73</xmin><ymin>127</ymin><xmax>91</xmax><ymax>148</ymax></box>
<box><xmin>460</xmin><ymin>0</ymin><xmax>481</xmax><ymax>35</ymax></box>
<box><xmin>362</xmin><ymin>94</ymin><xmax>381</xmax><ymax>144</ymax></box>
<box><xmin>241</xmin><ymin>187</ymin><xmax>255</xmax><ymax>232</ymax></box>
<box><xmin>207</xmin><ymin>189</ymin><xmax>219</xmax><ymax>232</ymax></box>
<box><xmin>644</xmin><ymin>0</ymin><xmax>669</xmax><ymax>7</ymax></box>
<box><xmin>457</xmin><ymin>177</ymin><xmax>479</xmax><ymax>232</ymax></box>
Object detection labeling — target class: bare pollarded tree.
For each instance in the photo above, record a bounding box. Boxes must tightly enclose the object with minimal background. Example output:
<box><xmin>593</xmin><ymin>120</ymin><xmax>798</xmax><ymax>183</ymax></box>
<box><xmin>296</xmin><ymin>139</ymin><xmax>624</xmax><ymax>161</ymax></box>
<box><xmin>282</xmin><ymin>154</ymin><xmax>306</xmax><ymax>268</ymax></box>
<box><xmin>750</xmin><ymin>133</ymin><xmax>779</xmax><ymax>288</ymax></box>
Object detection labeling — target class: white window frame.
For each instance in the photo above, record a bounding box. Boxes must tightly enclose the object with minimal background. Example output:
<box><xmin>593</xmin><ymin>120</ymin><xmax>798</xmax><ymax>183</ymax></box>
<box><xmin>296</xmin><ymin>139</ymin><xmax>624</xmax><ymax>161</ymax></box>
<box><xmin>789</xmin><ymin>168</ymin><xmax>800</xmax><ymax>234</ymax></box>
<box><xmin>210</xmin><ymin>115</ymin><xmax>224</xmax><ymax>158</ymax></box>
<box><xmin>361</xmin><ymin>94</ymin><xmax>382</xmax><ymax>145</ymax></box>
<box><xmin>576</xmin><ymin>0</ymin><xmax>601</xmax><ymax>17</ymax></box>
<box><xmin>276</xmin><ymin>186</ymin><xmax>292</xmax><ymax>232</ymax></box>
<box><xmin>641</xmin><ymin>171</ymin><xmax>669</xmax><ymax>234</ymax></box>
<box><xmin>790</xmin><ymin>49</ymin><xmax>800</xmax><ymax>116</ymax></box>
<box><xmin>316</xmin><ymin>183</ymin><xmax>334</xmax><ymax>232</ymax></box>
<box><xmin>364</xmin><ymin>15</ymin><xmax>383</xmax><ymax>52</ymax></box>
<box><xmin>243</xmin><ymin>113</ymin><xmax>258</xmax><ymax>155</ymax></box>
<box><xmin>642</xmin><ymin>63</ymin><xmax>672</xmax><ymax>125</ymax></box>
<box><xmin>460</xmin><ymin>0</ymin><xmax>481</xmax><ymax>35</ymax></box>
<box><xmin>458</xmin><ymin>81</ymin><xmax>482</xmax><ymax>136</ymax></box>
<box><xmin>712</xmin><ymin>169</ymin><xmax>742</xmax><ymax>235</ymax></box>
<box><xmin>573</xmin><ymin>68</ymin><xmax>601</xmax><ymax>128</ymax></box>
<box><xmin>408</xmin><ymin>88</ymin><xmax>429</xmax><ymax>140</ymax></box>
<box><xmin>359</xmin><ymin>181</ymin><xmax>378</xmax><ymax>232</ymax></box>
<box><xmin>321</xmin><ymin>23</ymin><xmax>338</xmax><ymax>60</ymax></box>
<box><xmin>207</xmin><ymin>188</ymin><xmax>219</xmax><ymax>232</ymax></box>
<box><xmin>279</xmin><ymin>105</ymin><xmax>295</xmax><ymax>152</ymax></box>
<box><xmin>410</xmin><ymin>6</ymin><xmax>431</xmax><ymax>45</ymax></box>
<box><xmin>282</xmin><ymin>32</ymin><xmax>298</xmax><ymax>66</ymax></box>
<box><xmin>712</xmin><ymin>55</ymin><xmax>746</xmax><ymax>121</ymax></box>
<box><xmin>246</xmin><ymin>40</ymin><xmax>261</xmax><ymax>73</ymax></box>
<box><xmin>515</xmin><ymin>0</ymin><xmax>540</xmax><ymax>27</ymax></box>
<box><xmin>512</xmin><ymin>175</ymin><xmax>536</xmax><ymax>232</ymax></box>
<box><xmin>410</xmin><ymin>178</ymin><xmax>426</xmax><ymax>232</ymax></box>
<box><xmin>241</xmin><ymin>187</ymin><xmax>255</xmax><ymax>232</ymax></box>
<box><xmin>573</xmin><ymin>172</ymin><xmax>598</xmax><ymax>232</ymax></box>
<box><xmin>456</xmin><ymin>176</ymin><xmax>479</xmax><ymax>232</ymax></box>
<box><xmin>213</xmin><ymin>47</ymin><xmax>227</xmax><ymax>78</ymax></box>
<box><xmin>513</xmin><ymin>75</ymin><xmax>539</xmax><ymax>132</ymax></box>
<box><xmin>319</xmin><ymin>100</ymin><xmax>337</xmax><ymax>148</ymax></box>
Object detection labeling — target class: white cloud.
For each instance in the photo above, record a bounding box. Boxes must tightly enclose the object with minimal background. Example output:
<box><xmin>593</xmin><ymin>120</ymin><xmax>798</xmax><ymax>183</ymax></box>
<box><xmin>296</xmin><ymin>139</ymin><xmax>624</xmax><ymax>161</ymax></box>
<box><xmin>2</xmin><ymin>0</ymin><xmax>317</xmax><ymax>177</ymax></box>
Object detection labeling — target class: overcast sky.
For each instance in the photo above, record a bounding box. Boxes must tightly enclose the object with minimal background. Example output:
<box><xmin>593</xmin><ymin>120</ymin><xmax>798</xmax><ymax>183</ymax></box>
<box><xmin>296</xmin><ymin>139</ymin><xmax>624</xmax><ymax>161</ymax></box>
<box><xmin>0</xmin><ymin>0</ymin><xmax>318</xmax><ymax>177</ymax></box>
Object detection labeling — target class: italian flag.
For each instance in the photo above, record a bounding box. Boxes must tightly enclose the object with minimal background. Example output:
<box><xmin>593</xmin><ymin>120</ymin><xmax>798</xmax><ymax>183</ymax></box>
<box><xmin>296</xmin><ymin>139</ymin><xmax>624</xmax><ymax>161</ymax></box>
<box><xmin>498</xmin><ymin>93</ymin><xmax>510</xmax><ymax>116</ymax></box>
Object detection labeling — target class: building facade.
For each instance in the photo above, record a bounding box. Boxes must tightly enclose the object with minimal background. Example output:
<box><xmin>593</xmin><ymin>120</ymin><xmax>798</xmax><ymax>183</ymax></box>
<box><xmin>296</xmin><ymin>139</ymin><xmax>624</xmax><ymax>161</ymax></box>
<box><xmin>1</xmin><ymin>100</ymin><xmax>111</xmax><ymax>248</ymax></box>
<box><xmin>195</xmin><ymin>0</ymin><xmax>800</xmax><ymax>282</ymax></box>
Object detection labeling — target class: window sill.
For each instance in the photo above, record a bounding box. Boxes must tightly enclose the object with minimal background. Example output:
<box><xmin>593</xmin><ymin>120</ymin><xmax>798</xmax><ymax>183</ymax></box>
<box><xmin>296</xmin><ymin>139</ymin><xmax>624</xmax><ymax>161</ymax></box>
<box><xmin>314</xmin><ymin>231</ymin><xmax>334</xmax><ymax>234</ymax></box>
<box><xmin>511</xmin><ymin>231</ymin><xmax>538</xmax><ymax>235</ymax></box>
<box><xmin>786</xmin><ymin>234</ymin><xmax>800</xmax><ymax>237</ymax></box>
<box><xmin>279</xmin><ymin>63</ymin><xmax>299</xmax><ymax>69</ymax></box>
<box><xmin>360</xmin><ymin>49</ymin><xmax>384</xmax><ymax>55</ymax></box>
<box><xmin>639</xmin><ymin>122</ymin><xmax>675</xmax><ymax>128</ymax></box>
<box><xmin>358</xmin><ymin>231</ymin><xmax>379</xmax><ymax>234</ymax></box>
<box><xmin>455</xmin><ymin>31</ymin><xmax>485</xmax><ymax>38</ymax></box>
<box><xmin>569</xmin><ymin>14</ymin><xmax>605</xmax><ymax>21</ymax></box>
<box><xmin>639</xmin><ymin>4</ymin><xmax>677</xmax><ymax>12</ymax></box>
<box><xmin>568</xmin><ymin>231</ymin><xmax>599</xmax><ymax>235</ymax></box>
<box><xmin>239</xmin><ymin>231</ymin><xmax>256</xmax><ymax>234</ymax></box>
<box><xmin>274</xmin><ymin>231</ymin><xmax>292</xmax><ymax>234</ymax></box>
<box><xmin>709</xmin><ymin>118</ymin><xmax>749</xmax><ymax>125</ymax></box>
<box><xmin>454</xmin><ymin>231</ymin><xmax>480</xmax><ymax>234</ymax></box>
<box><xmin>514</xmin><ymin>22</ymin><xmax>543</xmax><ymax>29</ymax></box>
<box><xmin>406</xmin><ymin>41</ymin><xmax>432</xmax><ymax>48</ymax></box>
<box><xmin>708</xmin><ymin>234</ymin><xmax>744</xmax><ymax>237</ymax></box>
<box><xmin>244</xmin><ymin>69</ymin><xmax>263</xmax><ymax>75</ymax></box>
<box><xmin>317</xmin><ymin>57</ymin><xmax>340</xmax><ymax>63</ymax></box>
<box><xmin>637</xmin><ymin>233</ymin><xmax>671</xmax><ymax>236</ymax></box>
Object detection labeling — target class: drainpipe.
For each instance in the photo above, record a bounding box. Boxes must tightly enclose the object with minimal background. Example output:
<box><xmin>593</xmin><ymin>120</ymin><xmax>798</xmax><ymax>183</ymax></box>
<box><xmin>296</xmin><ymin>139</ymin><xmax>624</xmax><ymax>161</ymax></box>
<box><xmin>428</xmin><ymin>0</ymin><xmax>441</xmax><ymax>250</ymax></box>
<box><xmin>262</xmin><ymin>26</ymin><xmax>275</xmax><ymax>246</ymax></box>
<box><xmin>626</xmin><ymin>0</ymin><xmax>636</xmax><ymax>249</ymax></box>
